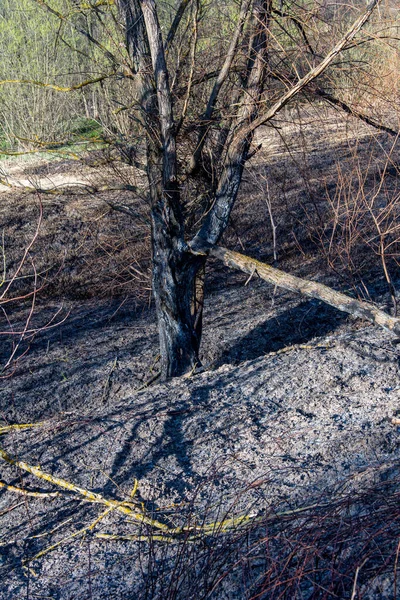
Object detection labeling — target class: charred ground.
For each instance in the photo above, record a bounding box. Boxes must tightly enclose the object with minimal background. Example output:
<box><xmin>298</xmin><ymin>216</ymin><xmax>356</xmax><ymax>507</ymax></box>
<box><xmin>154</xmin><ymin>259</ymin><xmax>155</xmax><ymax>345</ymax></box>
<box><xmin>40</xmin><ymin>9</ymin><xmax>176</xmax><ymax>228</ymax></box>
<box><xmin>1</xmin><ymin>107</ymin><xmax>400</xmax><ymax>599</ymax></box>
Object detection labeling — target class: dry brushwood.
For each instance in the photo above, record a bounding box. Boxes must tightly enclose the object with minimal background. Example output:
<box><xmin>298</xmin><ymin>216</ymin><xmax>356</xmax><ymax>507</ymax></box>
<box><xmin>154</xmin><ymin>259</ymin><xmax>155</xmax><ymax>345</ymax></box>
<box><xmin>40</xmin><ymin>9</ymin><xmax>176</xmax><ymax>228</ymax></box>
<box><xmin>0</xmin><ymin>420</ymin><xmax>347</xmax><ymax>568</ymax></box>
<box><xmin>0</xmin><ymin>198</ymin><xmax>69</xmax><ymax>374</ymax></box>
<box><xmin>0</xmin><ymin>421</ymin><xmax>257</xmax><ymax>566</ymax></box>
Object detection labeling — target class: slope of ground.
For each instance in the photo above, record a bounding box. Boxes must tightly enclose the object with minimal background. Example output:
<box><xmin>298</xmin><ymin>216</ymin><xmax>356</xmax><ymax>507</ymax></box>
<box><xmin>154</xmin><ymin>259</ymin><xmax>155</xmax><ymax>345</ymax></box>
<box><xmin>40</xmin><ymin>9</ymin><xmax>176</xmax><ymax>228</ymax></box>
<box><xmin>1</xmin><ymin>106</ymin><xmax>400</xmax><ymax>598</ymax></box>
<box><xmin>0</xmin><ymin>286</ymin><xmax>400</xmax><ymax>599</ymax></box>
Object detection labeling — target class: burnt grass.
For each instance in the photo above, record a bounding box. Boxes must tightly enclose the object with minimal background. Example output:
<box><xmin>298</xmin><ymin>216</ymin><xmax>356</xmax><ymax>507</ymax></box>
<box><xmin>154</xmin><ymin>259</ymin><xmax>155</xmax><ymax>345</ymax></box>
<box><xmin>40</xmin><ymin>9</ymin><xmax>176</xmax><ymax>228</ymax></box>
<box><xmin>1</xmin><ymin>106</ymin><xmax>400</xmax><ymax>599</ymax></box>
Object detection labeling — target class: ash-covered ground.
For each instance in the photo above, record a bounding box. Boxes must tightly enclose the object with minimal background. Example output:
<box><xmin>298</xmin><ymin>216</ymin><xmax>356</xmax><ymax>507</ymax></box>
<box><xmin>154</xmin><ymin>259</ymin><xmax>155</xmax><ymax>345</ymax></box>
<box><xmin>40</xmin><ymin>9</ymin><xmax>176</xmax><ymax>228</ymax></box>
<box><xmin>1</xmin><ymin>282</ymin><xmax>400</xmax><ymax>599</ymax></box>
<box><xmin>1</xmin><ymin>108</ymin><xmax>400</xmax><ymax>598</ymax></box>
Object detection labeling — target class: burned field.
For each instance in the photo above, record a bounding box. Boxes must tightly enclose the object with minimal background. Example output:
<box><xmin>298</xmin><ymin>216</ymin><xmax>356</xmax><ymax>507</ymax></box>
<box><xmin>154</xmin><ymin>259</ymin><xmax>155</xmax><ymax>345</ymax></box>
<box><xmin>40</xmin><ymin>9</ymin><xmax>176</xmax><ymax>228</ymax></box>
<box><xmin>1</xmin><ymin>109</ymin><xmax>400</xmax><ymax>599</ymax></box>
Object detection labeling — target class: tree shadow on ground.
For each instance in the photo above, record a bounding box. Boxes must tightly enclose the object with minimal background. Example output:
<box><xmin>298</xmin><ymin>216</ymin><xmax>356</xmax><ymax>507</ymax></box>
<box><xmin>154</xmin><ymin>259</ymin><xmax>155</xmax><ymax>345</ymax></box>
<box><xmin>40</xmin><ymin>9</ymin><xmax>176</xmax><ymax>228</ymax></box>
<box><xmin>215</xmin><ymin>299</ymin><xmax>348</xmax><ymax>367</ymax></box>
<box><xmin>103</xmin><ymin>402</ymin><xmax>196</xmax><ymax>498</ymax></box>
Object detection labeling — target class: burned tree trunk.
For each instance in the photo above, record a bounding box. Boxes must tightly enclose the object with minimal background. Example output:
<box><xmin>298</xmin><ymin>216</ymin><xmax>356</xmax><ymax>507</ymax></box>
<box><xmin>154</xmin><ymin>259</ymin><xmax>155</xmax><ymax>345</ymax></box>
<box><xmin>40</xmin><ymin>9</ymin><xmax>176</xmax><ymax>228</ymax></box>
<box><xmin>151</xmin><ymin>243</ymin><xmax>203</xmax><ymax>378</ymax></box>
<box><xmin>119</xmin><ymin>0</ymin><xmax>205</xmax><ymax>379</ymax></box>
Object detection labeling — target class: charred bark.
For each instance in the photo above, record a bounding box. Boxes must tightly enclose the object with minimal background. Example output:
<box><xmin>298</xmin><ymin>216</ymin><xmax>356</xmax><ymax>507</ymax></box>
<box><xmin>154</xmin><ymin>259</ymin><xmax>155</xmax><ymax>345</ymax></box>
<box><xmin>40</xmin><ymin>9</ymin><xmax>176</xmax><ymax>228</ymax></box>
<box><xmin>152</xmin><ymin>240</ymin><xmax>204</xmax><ymax>379</ymax></box>
<box><xmin>118</xmin><ymin>0</ymin><xmax>204</xmax><ymax>379</ymax></box>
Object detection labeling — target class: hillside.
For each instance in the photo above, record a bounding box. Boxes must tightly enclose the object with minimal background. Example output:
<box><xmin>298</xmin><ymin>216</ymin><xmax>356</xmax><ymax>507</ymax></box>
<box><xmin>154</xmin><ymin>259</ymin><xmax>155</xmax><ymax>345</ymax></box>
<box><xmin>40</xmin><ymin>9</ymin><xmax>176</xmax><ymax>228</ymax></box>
<box><xmin>1</xmin><ymin>107</ymin><xmax>400</xmax><ymax>599</ymax></box>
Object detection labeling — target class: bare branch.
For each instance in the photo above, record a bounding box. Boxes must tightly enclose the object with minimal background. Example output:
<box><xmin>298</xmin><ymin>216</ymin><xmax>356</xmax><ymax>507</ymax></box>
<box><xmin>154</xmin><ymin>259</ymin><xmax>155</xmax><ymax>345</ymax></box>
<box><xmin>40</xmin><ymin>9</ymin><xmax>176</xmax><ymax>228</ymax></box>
<box><xmin>105</xmin><ymin>200</ymin><xmax>149</xmax><ymax>224</ymax></box>
<box><xmin>141</xmin><ymin>0</ymin><xmax>176</xmax><ymax>174</ymax></box>
<box><xmin>189</xmin><ymin>0</ymin><xmax>253</xmax><ymax>174</ymax></box>
<box><xmin>0</xmin><ymin>201</ymin><xmax>43</xmax><ymax>301</ymax></box>
<box><xmin>32</xmin><ymin>0</ymin><xmax>122</xmax><ymax>66</ymax></box>
<box><xmin>267</xmin><ymin>68</ymin><xmax>399</xmax><ymax>137</ymax></box>
<box><xmin>140</xmin><ymin>0</ymin><xmax>182</xmax><ymax>242</ymax></box>
<box><xmin>236</xmin><ymin>0</ymin><xmax>382</xmax><ymax>140</ymax></box>
<box><xmin>271</xmin><ymin>7</ymin><xmax>316</xmax><ymax>57</ymax></box>
<box><xmin>314</xmin><ymin>88</ymin><xmax>399</xmax><ymax>137</ymax></box>
<box><xmin>176</xmin><ymin>1</ymin><xmax>199</xmax><ymax>134</ymax></box>
<box><xmin>191</xmin><ymin>0</ymin><xmax>272</xmax><ymax>247</ymax></box>
<box><xmin>165</xmin><ymin>0</ymin><xmax>192</xmax><ymax>52</ymax></box>
<box><xmin>210</xmin><ymin>245</ymin><xmax>400</xmax><ymax>337</ymax></box>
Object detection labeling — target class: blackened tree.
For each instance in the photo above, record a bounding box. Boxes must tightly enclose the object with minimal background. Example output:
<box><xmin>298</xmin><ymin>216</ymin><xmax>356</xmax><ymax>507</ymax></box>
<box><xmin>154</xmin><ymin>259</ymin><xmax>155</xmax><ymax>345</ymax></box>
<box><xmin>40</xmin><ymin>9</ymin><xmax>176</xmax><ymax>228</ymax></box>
<box><xmin>3</xmin><ymin>0</ymin><xmax>400</xmax><ymax>379</ymax></box>
<box><xmin>115</xmin><ymin>0</ymin><xmax>399</xmax><ymax>379</ymax></box>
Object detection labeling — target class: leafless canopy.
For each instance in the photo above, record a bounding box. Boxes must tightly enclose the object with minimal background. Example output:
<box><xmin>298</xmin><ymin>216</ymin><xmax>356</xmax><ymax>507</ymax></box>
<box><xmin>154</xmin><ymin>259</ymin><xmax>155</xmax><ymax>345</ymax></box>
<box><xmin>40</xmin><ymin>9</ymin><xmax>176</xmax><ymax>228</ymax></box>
<box><xmin>15</xmin><ymin>0</ymin><xmax>396</xmax><ymax>378</ymax></box>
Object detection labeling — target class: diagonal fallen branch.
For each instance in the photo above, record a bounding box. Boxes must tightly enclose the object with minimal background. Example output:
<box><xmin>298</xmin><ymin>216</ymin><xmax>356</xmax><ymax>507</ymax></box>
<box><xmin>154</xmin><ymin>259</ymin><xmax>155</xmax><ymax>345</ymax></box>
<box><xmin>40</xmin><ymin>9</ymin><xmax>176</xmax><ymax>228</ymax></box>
<box><xmin>209</xmin><ymin>246</ymin><xmax>400</xmax><ymax>337</ymax></box>
<box><xmin>0</xmin><ymin>440</ymin><xmax>168</xmax><ymax>531</ymax></box>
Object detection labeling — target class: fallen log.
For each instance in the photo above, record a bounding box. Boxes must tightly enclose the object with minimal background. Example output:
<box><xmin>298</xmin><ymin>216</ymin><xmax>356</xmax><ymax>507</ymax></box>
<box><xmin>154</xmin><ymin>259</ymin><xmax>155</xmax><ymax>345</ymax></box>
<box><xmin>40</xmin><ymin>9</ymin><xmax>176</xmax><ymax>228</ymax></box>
<box><xmin>210</xmin><ymin>245</ymin><xmax>400</xmax><ymax>338</ymax></box>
